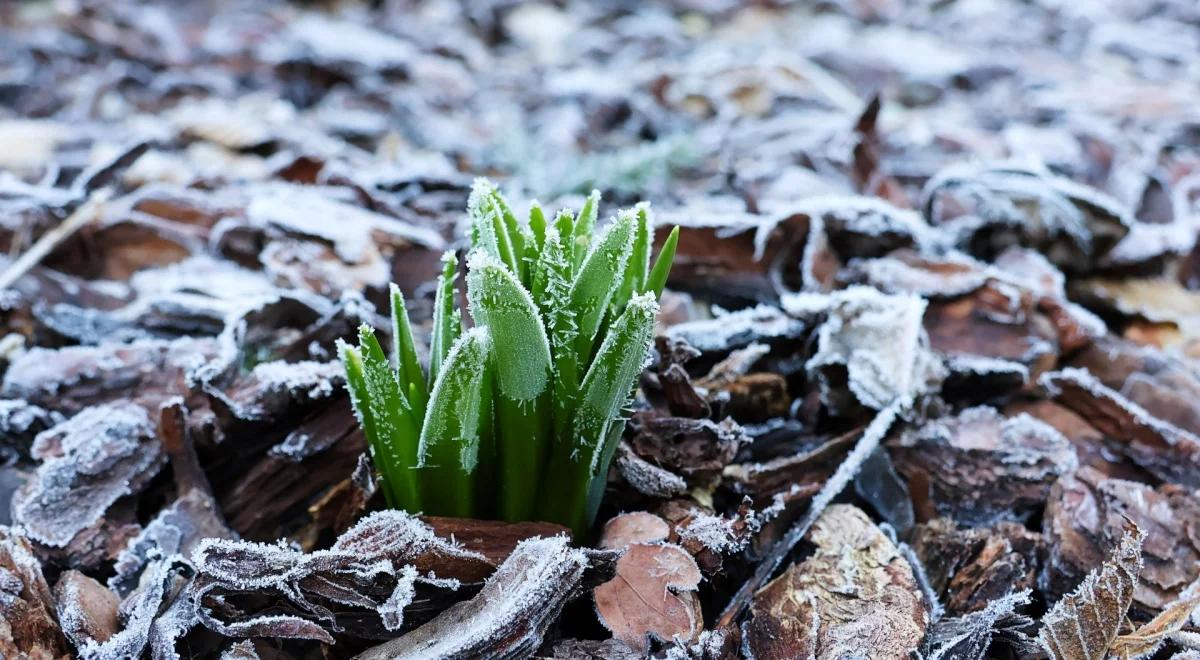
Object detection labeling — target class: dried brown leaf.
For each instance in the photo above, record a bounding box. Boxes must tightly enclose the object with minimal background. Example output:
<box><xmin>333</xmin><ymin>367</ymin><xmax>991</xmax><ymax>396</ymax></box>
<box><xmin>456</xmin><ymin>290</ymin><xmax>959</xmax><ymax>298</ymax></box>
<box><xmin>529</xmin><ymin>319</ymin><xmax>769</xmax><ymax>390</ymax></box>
<box><xmin>1110</xmin><ymin>594</ymin><xmax>1200</xmax><ymax>659</ymax></box>
<box><xmin>786</xmin><ymin>286</ymin><xmax>944</xmax><ymax>414</ymax></box>
<box><xmin>599</xmin><ymin>512</ymin><xmax>671</xmax><ymax>550</ymax></box>
<box><xmin>192</xmin><ymin>511</ymin><xmax>492</xmax><ymax>642</ymax></box>
<box><xmin>1038</xmin><ymin>524</ymin><xmax>1144</xmax><ymax>660</ymax></box>
<box><xmin>593</xmin><ymin>542</ymin><xmax>703</xmax><ymax>652</ymax></box>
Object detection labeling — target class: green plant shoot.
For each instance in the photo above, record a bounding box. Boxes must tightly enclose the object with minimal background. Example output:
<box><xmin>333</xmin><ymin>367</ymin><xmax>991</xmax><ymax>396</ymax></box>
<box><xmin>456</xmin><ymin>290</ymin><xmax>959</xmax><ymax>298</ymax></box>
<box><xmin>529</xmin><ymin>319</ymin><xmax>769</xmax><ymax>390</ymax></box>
<box><xmin>340</xmin><ymin>178</ymin><xmax>678</xmax><ymax>535</ymax></box>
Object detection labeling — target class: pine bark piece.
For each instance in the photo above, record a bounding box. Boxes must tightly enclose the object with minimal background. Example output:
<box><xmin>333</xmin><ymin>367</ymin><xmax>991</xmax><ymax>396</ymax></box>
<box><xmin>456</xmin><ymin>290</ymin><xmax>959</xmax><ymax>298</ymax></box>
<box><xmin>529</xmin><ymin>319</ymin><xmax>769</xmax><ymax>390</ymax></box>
<box><xmin>0</xmin><ymin>528</ymin><xmax>70</xmax><ymax>658</ymax></box>
<box><xmin>354</xmin><ymin>536</ymin><xmax>591</xmax><ymax>660</ymax></box>
<box><xmin>724</xmin><ymin>428</ymin><xmax>857</xmax><ymax>500</ymax></box>
<box><xmin>1069</xmin><ymin>336</ymin><xmax>1200</xmax><ymax>438</ymax></box>
<box><xmin>1041</xmin><ymin>367</ymin><xmax>1200</xmax><ymax>487</ymax></box>
<box><xmin>1038</xmin><ymin>524</ymin><xmax>1144</xmax><ymax>660</ymax></box>
<box><xmin>1043</xmin><ymin>467</ymin><xmax>1200</xmax><ymax>610</ymax></box>
<box><xmin>745</xmin><ymin>504</ymin><xmax>928</xmax><ymax>659</ymax></box>
<box><xmin>0</xmin><ymin>337</ymin><xmax>218</xmax><ymax>415</ymax></box>
<box><xmin>658</xmin><ymin>363</ymin><xmax>711</xmax><ymax>419</ymax></box>
<box><xmin>421</xmin><ymin>517</ymin><xmax>571</xmax><ymax>567</ymax></box>
<box><xmin>992</xmin><ymin>246</ymin><xmax>1107</xmax><ymax>351</ymax></box>
<box><xmin>219</xmin><ymin>397</ymin><xmax>364</xmax><ymax>540</ymax></box>
<box><xmin>910</xmin><ymin>518</ymin><xmax>1042</xmax><ymax>615</ymax></box>
<box><xmin>711</xmin><ymin>372</ymin><xmax>790</xmax><ymax>422</ymax></box>
<box><xmin>889</xmin><ymin>406</ymin><xmax>1076</xmax><ymax>526</ymax></box>
<box><xmin>613</xmin><ymin>441</ymin><xmax>689</xmax><ymax>498</ymax></box>
<box><xmin>12</xmin><ymin>402</ymin><xmax>165</xmax><ymax>557</ymax></box>
<box><xmin>923</xmin><ymin>280</ymin><xmax>1059</xmax><ymax>373</ymax></box>
<box><xmin>1006</xmin><ymin>398</ymin><xmax>1153</xmax><ymax>481</ymax></box>
<box><xmin>593</xmin><ymin>542</ymin><xmax>703</xmax><ymax>652</ymax></box>
<box><xmin>54</xmin><ymin>570</ymin><xmax>120</xmax><ymax>648</ymax></box>
<box><xmin>628</xmin><ymin>413</ymin><xmax>747</xmax><ymax>483</ymax></box>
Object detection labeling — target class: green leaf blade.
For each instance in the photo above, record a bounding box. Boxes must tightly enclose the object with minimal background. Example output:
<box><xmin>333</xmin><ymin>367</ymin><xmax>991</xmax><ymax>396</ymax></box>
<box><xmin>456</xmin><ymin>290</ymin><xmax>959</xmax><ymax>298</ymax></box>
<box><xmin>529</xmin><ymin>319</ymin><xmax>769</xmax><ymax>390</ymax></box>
<box><xmin>467</xmin><ymin>250</ymin><xmax>554</xmax><ymax>521</ymax></box>
<box><xmin>390</xmin><ymin>284</ymin><xmax>428</xmax><ymax>417</ymax></box>
<box><xmin>428</xmin><ymin>251</ymin><xmax>462</xmax><ymax>387</ymax></box>
<box><xmin>467</xmin><ymin>251</ymin><xmax>552</xmax><ymax>402</ymax></box>
<box><xmin>568</xmin><ymin>210</ymin><xmax>636</xmax><ymax>367</ymax></box>
<box><xmin>344</xmin><ymin>326</ymin><xmax>422</xmax><ymax>511</ymax></box>
<box><xmin>610</xmin><ymin>203</ymin><xmax>653</xmax><ymax>318</ymax></box>
<box><xmin>418</xmin><ymin>326</ymin><xmax>491</xmax><ymax>518</ymax></box>
<box><xmin>646</xmin><ymin>225</ymin><xmax>679</xmax><ymax>298</ymax></box>
<box><xmin>541</xmin><ymin>292</ymin><xmax>658</xmax><ymax>534</ymax></box>
<box><xmin>573</xmin><ymin>292</ymin><xmax>658</xmax><ymax>469</ymax></box>
<box><xmin>528</xmin><ymin>201</ymin><xmax>547</xmax><ymax>253</ymax></box>
<box><xmin>571</xmin><ymin>189</ymin><xmax>600</xmax><ymax>269</ymax></box>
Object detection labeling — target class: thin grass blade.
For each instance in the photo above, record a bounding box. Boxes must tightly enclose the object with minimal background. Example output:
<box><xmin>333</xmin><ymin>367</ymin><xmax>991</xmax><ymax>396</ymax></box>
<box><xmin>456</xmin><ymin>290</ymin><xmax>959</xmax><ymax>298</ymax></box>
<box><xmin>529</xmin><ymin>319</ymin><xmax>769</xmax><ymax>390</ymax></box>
<box><xmin>646</xmin><ymin>225</ymin><xmax>679</xmax><ymax>297</ymax></box>
<box><xmin>390</xmin><ymin>284</ymin><xmax>428</xmax><ymax>417</ymax></box>
<box><xmin>571</xmin><ymin>189</ymin><xmax>600</xmax><ymax>269</ymax></box>
<box><xmin>428</xmin><ymin>252</ymin><xmax>461</xmax><ymax>387</ymax></box>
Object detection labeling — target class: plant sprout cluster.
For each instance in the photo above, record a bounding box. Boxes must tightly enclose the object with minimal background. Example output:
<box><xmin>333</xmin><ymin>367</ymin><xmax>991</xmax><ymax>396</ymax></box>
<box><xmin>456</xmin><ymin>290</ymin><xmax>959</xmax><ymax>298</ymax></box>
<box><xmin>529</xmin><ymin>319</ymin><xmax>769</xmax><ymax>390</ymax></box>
<box><xmin>338</xmin><ymin>180</ymin><xmax>679</xmax><ymax>535</ymax></box>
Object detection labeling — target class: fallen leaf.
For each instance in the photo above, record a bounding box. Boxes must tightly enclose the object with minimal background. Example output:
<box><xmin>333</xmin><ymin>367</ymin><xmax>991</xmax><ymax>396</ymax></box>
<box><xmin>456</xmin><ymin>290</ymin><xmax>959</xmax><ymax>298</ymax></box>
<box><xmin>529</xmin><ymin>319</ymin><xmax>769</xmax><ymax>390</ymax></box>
<box><xmin>599</xmin><ymin>512</ymin><xmax>671</xmax><ymax>550</ymax></box>
<box><xmin>1109</xmin><ymin>594</ymin><xmax>1200</xmax><ymax>659</ymax></box>
<box><xmin>594</xmin><ymin>543</ymin><xmax>703</xmax><ymax>652</ymax></box>
<box><xmin>787</xmin><ymin>286</ymin><xmax>944</xmax><ymax>414</ymax></box>
<box><xmin>1038</xmin><ymin>524</ymin><xmax>1144</xmax><ymax>660</ymax></box>
<box><xmin>191</xmin><ymin>510</ymin><xmax>492</xmax><ymax>642</ymax></box>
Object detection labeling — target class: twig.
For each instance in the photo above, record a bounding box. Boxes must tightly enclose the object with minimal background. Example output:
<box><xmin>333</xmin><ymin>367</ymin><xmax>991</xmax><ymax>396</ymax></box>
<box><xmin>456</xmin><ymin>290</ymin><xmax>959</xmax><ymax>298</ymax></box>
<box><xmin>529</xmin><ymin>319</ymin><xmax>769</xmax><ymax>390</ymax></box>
<box><xmin>717</xmin><ymin>399</ymin><xmax>905</xmax><ymax>629</ymax></box>
<box><xmin>0</xmin><ymin>189</ymin><xmax>110</xmax><ymax>291</ymax></box>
